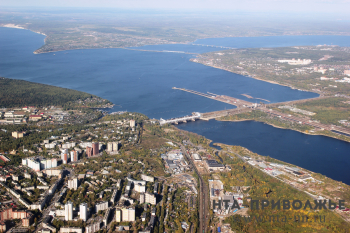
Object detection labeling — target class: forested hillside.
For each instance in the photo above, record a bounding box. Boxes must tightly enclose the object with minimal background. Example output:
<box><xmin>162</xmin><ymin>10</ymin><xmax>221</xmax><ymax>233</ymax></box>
<box><xmin>0</xmin><ymin>77</ymin><xmax>112</xmax><ymax>108</ymax></box>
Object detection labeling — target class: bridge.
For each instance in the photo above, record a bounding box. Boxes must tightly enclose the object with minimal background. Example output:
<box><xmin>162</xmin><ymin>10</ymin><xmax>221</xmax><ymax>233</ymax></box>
<box><xmin>159</xmin><ymin>112</ymin><xmax>201</xmax><ymax>125</ymax></box>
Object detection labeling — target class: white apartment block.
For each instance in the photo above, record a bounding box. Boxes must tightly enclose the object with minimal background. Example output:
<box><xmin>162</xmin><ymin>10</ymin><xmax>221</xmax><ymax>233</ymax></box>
<box><xmin>115</xmin><ymin>209</ymin><xmax>122</xmax><ymax>222</ymax></box>
<box><xmin>141</xmin><ymin>174</ymin><xmax>154</xmax><ymax>182</ymax></box>
<box><xmin>107</xmin><ymin>142</ymin><xmax>119</xmax><ymax>152</ymax></box>
<box><xmin>134</xmin><ymin>183</ymin><xmax>146</xmax><ymax>193</ymax></box>
<box><xmin>60</xmin><ymin>228</ymin><xmax>82</xmax><ymax>233</ymax></box>
<box><xmin>68</xmin><ymin>178</ymin><xmax>79</xmax><ymax>190</ymax></box>
<box><xmin>95</xmin><ymin>201</ymin><xmax>108</xmax><ymax>213</ymax></box>
<box><xmin>122</xmin><ymin>208</ymin><xmax>135</xmax><ymax>222</ymax></box>
<box><xmin>79</xmin><ymin>203</ymin><xmax>88</xmax><ymax>221</ymax></box>
<box><xmin>22</xmin><ymin>157</ymin><xmax>58</xmax><ymax>171</ymax></box>
<box><xmin>65</xmin><ymin>201</ymin><xmax>73</xmax><ymax>221</ymax></box>
<box><xmin>145</xmin><ymin>192</ymin><xmax>156</xmax><ymax>205</ymax></box>
<box><xmin>85</xmin><ymin>222</ymin><xmax>100</xmax><ymax>233</ymax></box>
<box><xmin>140</xmin><ymin>193</ymin><xmax>145</xmax><ymax>204</ymax></box>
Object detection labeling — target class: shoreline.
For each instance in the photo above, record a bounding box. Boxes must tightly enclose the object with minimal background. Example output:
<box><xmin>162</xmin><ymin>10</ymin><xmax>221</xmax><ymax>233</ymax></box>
<box><xmin>1</xmin><ymin>25</ymin><xmax>47</xmax><ymax>37</ymax></box>
<box><xmin>217</xmin><ymin>117</ymin><xmax>350</xmax><ymax>143</ymax></box>
<box><xmin>2</xmin><ymin>25</ymin><xmax>348</xmax><ymax>58</ymax></box>
<box><xmin>195</xmin><ymin>62</ymin><xmax>318</xmax><ymax>94</ymax></box>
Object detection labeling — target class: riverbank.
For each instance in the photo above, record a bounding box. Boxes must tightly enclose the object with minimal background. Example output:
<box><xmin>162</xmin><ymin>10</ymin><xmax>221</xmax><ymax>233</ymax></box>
<box><xmin>194</xmin><ymin>62</ymin><xmax>317</xmax><ymax>93</ymax></box>
<box><xmin>217</xmin><ymin>113</ymin><xmax>350</xmax><ymax>143</ymax></box>
<box><xmin>209</xmin><ymin>142</ymin><xmax>350</xmax><ymax>221</ymax></box>
<box><xmin>219</xmin><ymin>117</ymin><xmax>322</xmax><ymax>135</ymax></box>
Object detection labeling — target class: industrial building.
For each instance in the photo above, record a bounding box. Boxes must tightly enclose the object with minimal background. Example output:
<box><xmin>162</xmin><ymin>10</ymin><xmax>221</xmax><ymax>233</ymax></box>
<box><xmin>205</xmin><ymin>160</ymin><xmax>225</xmax><ymax>172</ymax></box>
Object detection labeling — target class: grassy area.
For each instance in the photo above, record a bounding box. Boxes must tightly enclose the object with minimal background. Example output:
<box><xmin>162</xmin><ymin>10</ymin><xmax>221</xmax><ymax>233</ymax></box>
<box><xmin>297</xmin><ymin>97</ymin><xmax>350</xmax><ymax>125</ymax></box>
<box><xmin>219</xmin><ymin>110</ymin><xmax>313</xmax><ymax>132</ymax></box>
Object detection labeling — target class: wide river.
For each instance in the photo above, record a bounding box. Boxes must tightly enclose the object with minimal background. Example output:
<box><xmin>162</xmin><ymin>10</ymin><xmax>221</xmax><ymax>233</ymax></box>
<box><xmin>1</xmin><ymin>27</ymin><xmax>350</xmax><ymax>184</ymax></box>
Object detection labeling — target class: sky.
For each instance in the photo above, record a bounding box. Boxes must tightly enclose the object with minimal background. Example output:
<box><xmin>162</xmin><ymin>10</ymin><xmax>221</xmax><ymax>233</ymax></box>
<box><xmin>1</xmin><ymin>0</ymin><xmax>350</xmax><ymax>14</ymax></box>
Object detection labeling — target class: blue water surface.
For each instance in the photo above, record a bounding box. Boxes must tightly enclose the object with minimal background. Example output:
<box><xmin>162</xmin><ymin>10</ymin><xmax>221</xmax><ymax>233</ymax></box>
<box><xmin>177</xmin><ymin>120</ymin><xmax>350</xmax><ymax>184</ymax></box>
<box><xmin>1</xmin><ymin>27</ymin><xmax>350</xmax><ymax>184</ymax></box>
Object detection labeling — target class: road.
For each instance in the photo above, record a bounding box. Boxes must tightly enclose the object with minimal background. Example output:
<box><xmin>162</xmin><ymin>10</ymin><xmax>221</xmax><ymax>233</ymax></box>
<box><xmin>36</xmin><ymin>169</ymin><xmax>70</xmax><ymax>232</ymax></box>
<box><xmin>181</xmin><ymin>145</ymin><xmax>208</xmax><ymax>233</ymax></box>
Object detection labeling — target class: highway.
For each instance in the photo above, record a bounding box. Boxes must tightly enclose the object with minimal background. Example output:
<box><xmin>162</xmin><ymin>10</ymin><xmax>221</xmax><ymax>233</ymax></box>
<box><xmin>180</xmin><ymin>145</ymin><xmax>208</xmax><ymax>233</ymax></box>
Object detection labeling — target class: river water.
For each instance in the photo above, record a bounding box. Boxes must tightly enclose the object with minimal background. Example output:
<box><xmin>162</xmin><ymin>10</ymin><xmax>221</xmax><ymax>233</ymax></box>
<box><xmin>1</xmin><ymin>27</ymin><xmax>350</xmax><ymax>184</ymax></box>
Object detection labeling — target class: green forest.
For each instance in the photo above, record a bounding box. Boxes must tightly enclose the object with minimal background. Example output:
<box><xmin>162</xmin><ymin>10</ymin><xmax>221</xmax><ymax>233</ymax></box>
<box><xmin>0</xmin><ymin>77</ymin><xmax>111</xmax><ymax>108</ymax></box>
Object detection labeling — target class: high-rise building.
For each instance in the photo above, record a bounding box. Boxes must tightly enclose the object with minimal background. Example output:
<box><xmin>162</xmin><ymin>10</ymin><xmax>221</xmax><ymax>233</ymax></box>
<box><xmin>79</xmin><ymin>203</ymin><xmax>88</xmax><ymax>221</ymax></box>
<box><xmin>92</xmin><ymin>142</ymin><xmax>99</xmax><ymax>156</ymax></box>
<box><xmin>122</xmin><ymin>208</ymin><xmax>135</xmax><ymax>222</ymax></box>
<box><xmin>129</xmin><ymin>120</ymin><xmax>136</xmax><ymax>128</ymax></box>
<box><xmin>134</xmin><ymin>183</ymin><xmax>146</xmax><ymax>193</ymax></box>
<box><xmin>139</xmin><ymin>193</ymin><xmax>145</xmax><ymax>204</ymax></box>
<box><xmin>65</xmin><ymin>201</ymin><xmax>73</xmax><ymax>221</ymax></box>
<box><xmin>115</xmin><ymin>209</ymin><xmax>121</xmax><ymax>222</ymax></box>
<box><xmin>22</xmin><ymin>157</ymin><xmax>57</xmax><ymax>171</ymax></box>
<box><xmin>71</xmin><ymin>150</ymin><xmax>78</xmax><ymax>162</ymax></box>
<box><xmin>113</xmin><ymin>142</ymin><xmax>118</xmax><ymax>151</ymax></box>
<box><xmin>0</xmin><ymin>208</ymin><xmax>33</xmax><ymax>227</ymax></box>
<box><xmin>51</xmin><ymin>158</ymin><xmax>58</xmax><ymax>168</ymax></box>
<box><xmin>107</xmin><ymin>142</ymin><xmax>118</xmax><ymax>153</ymax></box>
<box><xmin>145</xmin><ymin>192</ymin><xmax>156</xmax><ymax>205</ymax></box>
<box><xmin>107</xmin><ymin>142</ymin><xmax>113</xmax><ymax>152</ymax></box>
<box><xmin>95</xmin><ymin>201</ymin><xmax>108</xmax><ymax>213</ymax></box>
<box><xmin>68</xmin><ymin>178</ymin><xmax>79</xmax><ymax>190</ymax></box>
<box><xmin>85</xmin><ymin>222</ymin><xmax>100</xmax><ymax>233</ymax></box>
<box><xmin>86</xmin><ymin>146</ymin><xmax>92</xmax><ymax>157</ymax></box>
<box><xmin>61</xmin><ymin>149</ymin><xmax>68</xmax><ymax>164</ymax></box>
<box><xmin>63</xmin><ymin>154</ymin><xmax>68</xmax><ymax>164</ymax></box>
